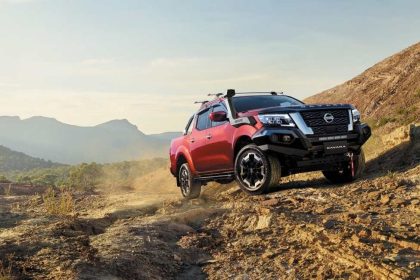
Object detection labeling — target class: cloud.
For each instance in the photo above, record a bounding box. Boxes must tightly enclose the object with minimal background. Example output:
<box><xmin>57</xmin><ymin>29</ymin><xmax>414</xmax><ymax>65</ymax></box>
<box><xmin>193</xmin><ymin>74</ymin><xmax>268</xmax><ymax>85</ymax></box>
<box><xmin>0</xmin><ymin>82</ymin><xmax>20</xmax><ymax>88</ymax></box>
<box><xmin>149</xmin><ymin>57</ymin><xmax>202</xmax><ymax>68</ymax></box>
<box><xmin>0</xmin><ymin>76</ymin><xmax>21</xmax><ymax>88</ymax></box>
<box><xmin>0</xmin><ymin>0</ymin><xmax>39</xmax><ymax>4</ymax></box>
<box><xmin>81</xmin><ymin>58</ymin><xmax>115</xmax><ymax>66</ymax></box>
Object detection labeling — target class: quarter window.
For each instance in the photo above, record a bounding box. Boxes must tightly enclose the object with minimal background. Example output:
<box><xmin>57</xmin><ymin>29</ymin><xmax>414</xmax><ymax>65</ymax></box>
<box><xmin>184</xmin><ymin>116</ymin><xmax>194</xmax><ymax>135</ymax></box>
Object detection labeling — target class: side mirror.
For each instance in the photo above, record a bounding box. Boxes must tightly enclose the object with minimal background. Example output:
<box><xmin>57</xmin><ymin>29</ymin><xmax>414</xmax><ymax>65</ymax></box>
<box><xmin>209</xmin><ymin>111</ymin><xmax>228</xmax><ymax>122</ymax></box>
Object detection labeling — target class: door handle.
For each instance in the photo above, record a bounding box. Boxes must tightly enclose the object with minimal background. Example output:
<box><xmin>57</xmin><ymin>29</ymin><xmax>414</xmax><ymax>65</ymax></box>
<box><xmin>190</xmin><ymin>137</ymin><xmax>195</xmax><ymax>143</ymax></box>
<box><xmin>206</xmin><ymin>134</ymin><xmax>212</xmax><ymax>139</ymax></box>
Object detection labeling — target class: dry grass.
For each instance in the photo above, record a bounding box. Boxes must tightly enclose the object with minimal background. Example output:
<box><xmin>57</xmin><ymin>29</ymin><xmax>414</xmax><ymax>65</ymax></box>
<box><xmin>42</xmin><ymin>187</ymin><xmax>75</xmax><ymax>216</ymax></box>
<box><xmin>386</xmin><ymin>170</ymin><xmax>398</xmax><ymax>180</ymax></box>
<box><xmin>0</xmin><ymin>258</ymin><xmax>13</xmax><ymax>280</ymax></box>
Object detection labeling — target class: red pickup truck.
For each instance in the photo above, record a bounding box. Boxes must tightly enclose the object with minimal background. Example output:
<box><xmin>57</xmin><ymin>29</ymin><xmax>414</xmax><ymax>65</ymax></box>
<box><xmin>170</xmin><ymin>89</ymin><xmax>371</xmax><ymax>199</ymax></box>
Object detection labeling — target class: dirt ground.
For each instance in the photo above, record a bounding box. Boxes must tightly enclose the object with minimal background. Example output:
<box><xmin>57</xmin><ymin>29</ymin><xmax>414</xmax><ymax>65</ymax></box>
<box><xmin>0</xmin><ymin>129</ymin><xmax>419</xmax><ymax>279</ymax></box>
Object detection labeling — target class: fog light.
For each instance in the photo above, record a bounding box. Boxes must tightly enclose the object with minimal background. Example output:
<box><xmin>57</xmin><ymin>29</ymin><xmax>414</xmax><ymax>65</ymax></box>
<box><xmin>363</xmin><ymin>126</ymin><xmax>371</xmax><ymax>137</ymax></box>
<box><xmin>282</xmin><ymin>135</ymin><xmax>292</xmax><ymax>143</ymax></box>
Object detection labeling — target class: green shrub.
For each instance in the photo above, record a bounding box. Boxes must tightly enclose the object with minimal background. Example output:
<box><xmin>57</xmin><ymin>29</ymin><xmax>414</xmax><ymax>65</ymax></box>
<box><xmin>2</xmin><ymin>158</ymin><xmax>168</xmax><ymax>191</ymax></box>
<box><xmin>16</xmin><ymin>175</ymin><xmax>32</xmax><ymax>185</ymax></box>
<box><xmin>68</xmin><ymin>163</ymin><xmax>102</xmax><ymax>191</ymax></box>
<box><xmin>0</xmin><ymin>175</ymin><xmax>10</xmax><ymax>184</ymax></box>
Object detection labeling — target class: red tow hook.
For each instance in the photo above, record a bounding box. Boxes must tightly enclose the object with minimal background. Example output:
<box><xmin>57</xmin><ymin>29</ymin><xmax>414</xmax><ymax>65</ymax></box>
<box><xmin>346</xmin><ymin>152</ymin><xmax>355</xmax><ymax>177</ymax></box>
<box><xmin>350</xmin><ymin>152</ymin><xmax>355</xmax><ymax>177</ymax></box>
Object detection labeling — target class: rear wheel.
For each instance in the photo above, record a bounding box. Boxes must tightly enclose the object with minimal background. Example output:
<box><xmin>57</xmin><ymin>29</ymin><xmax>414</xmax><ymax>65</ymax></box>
<box><xmin>234</xmin><ymin>144</ymin><xmax>281</xmax><ymax>195</ymax></box>
<box><xmin>323</xmin><ymin>150</ymin><xmax>366</xmax><ymax>184</ymax></box>
<box><xmin>179</xmin><ymin>163</ymin><xmax>201</xmax><ymax>199</ymax></box>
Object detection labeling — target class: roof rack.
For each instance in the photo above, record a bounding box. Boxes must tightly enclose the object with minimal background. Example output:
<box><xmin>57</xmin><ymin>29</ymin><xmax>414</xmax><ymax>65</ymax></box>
<box><xmin>208</xmin><ymin>93</ymin><xmax>224</xmax><ymax>98</ymax></box>
<box><xmin>194</xmin><ymin>89</ymin><xmax>285</xmax><ymax>107</ymax></box>
<box><xmin>225</xmin><ymin>89</ymin><xmax>283</xmax><ymax>98</ymax></box>
<box><xmin>194</xmin><ymin>100</ymin><xmax>209</xmax><ymax>105</ymax></box>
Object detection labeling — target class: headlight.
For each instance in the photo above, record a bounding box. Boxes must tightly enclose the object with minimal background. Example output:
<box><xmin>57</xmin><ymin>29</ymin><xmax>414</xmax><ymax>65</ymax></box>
<box><xmin>352</xmin><ymin>109</ymin><xmax>361</xmax><ymax>123</ymax></box>
<box><xmin>258</xmin><ymin>114</ymin><xmax>295</xmax><ymax>127</ymax></box>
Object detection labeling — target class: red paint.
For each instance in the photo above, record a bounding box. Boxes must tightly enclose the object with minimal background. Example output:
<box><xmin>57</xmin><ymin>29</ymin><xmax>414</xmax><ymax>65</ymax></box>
<box><xmin>170</xmin><ymin>99</ymin><xmax>260</xmax><ymax>176</ymax></box>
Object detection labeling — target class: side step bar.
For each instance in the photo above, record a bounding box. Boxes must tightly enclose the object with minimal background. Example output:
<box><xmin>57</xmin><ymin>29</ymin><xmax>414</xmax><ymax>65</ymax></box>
<box><xmin>196</xmin><ymin>172</ymin><xmax>235</xmax><ymax>182</ymax></box>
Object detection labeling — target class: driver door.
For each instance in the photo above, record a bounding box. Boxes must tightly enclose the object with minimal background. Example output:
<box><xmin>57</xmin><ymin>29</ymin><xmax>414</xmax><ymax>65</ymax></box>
<box><xmin>204</xmin><ymin>104</ymin><xmax>235</xmax><ymax>172</ymax></box>
<box><xmin>189</xmin><ymin>108</ymin><xmax>212</xmax><ymax>172</ymax></box>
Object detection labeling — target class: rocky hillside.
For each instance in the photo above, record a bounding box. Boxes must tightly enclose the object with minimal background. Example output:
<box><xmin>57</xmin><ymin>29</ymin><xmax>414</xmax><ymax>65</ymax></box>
<box><xmin>1</xmin><ymin>162</ymin><xmax>418</xmax><ymax>279</ymax></box>
<box><xmin>305</xmin><ymin>42</ymin><xmax>420</xmax><ymax>128</ymax></box>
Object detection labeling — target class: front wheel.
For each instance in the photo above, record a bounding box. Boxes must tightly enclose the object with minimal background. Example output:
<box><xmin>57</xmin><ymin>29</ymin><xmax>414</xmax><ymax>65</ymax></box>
<box><xmin>323</xmin><ymin>150</ymin><xmax>366</xmax><ymax>184</ymax></box>
<box><xmin>234</xmin><ymin>144</ymin><xmax>281</xmax><ymax>195</ymax></box>
<box><xmin>178</xmin><ymin>163</ymin><xmax>201</xmax><ymax>199</ymax></box>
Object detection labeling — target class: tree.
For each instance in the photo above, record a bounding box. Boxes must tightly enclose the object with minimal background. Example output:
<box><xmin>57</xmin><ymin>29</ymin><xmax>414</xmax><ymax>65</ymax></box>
<box><xmin>32</xmin><ymin>174</ymin><xmax>58</xmax><ymax>187</ymax></box>
<box><xmin>0</xmin><ymin>175</ymin><xmax>10</xmax><ymax>183</ymax></box>
<box><xmin>68</xmin><ymin>163</ymin><xmax>102</xmax><ymax>191</ymax></box>
<box><xmin>17</xmin><ymin>175</ymin><xmax>32</xmax><ymax>186</ymax></box>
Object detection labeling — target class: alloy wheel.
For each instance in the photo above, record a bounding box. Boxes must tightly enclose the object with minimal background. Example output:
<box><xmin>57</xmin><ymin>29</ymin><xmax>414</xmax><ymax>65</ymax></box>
<box><xmin>179</xmin><ymin>166</ymin><xmax>190</xmax><ymax>196</ymax></box>
<box><xmin>239</xmin><ymin>152</ymin><xmax>266</xmax><ymax>191</ymax></box>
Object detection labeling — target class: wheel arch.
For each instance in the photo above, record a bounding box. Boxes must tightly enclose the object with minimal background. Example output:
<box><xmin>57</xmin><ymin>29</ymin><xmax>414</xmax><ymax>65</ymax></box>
<box><xmin>175</xmin><ymin>150</ymin><xmax>194</xmax><ymax>186</ymax></box>
<box><xmin>233</xmin><ymin>135</ymin><xmax>254</xmax><ymax>161</ymax></box>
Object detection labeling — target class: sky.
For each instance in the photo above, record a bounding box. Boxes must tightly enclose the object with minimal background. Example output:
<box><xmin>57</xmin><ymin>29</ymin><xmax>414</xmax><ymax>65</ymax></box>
<box><xmin>0</xmin><ymin>0</ymin><xmax>419</xmax><ymax>133</ymax></box>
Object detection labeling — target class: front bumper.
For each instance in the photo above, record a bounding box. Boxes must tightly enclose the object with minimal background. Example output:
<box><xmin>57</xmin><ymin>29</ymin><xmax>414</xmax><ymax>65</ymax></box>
<box><xmin>252</xmin><ymin>123</ymin><xmax>371</xmax><ymax>160</ymax></box>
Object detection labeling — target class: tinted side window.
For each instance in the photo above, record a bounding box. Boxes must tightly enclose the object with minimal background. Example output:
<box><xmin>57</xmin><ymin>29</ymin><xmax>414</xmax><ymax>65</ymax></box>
<box><xmin>196</xmin><ymin>109</ymin><xmax>211</xmax><ymax>131</ymax></box>
<box><xmin>211</xmin><ymin>104</ymin><xmax>228</xmax><ymax>127</ymax></box>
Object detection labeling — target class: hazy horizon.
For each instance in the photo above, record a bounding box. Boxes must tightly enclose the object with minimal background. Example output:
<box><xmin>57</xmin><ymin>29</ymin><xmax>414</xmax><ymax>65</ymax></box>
<box><xmin>0</xmin><ymin>115</ymin><xmax>181</xmax><ymax>134</ymax></box>
<box><xmin>1</xmin><ymin>0</ymin><xmax>419</xmax><ymax>133</ymax></box>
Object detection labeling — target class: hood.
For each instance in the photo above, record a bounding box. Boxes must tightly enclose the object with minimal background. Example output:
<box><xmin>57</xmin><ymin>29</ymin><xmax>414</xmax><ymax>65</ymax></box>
<box><xmin>238</xmin><ymin>104</ymin><xmax>354</xmax><ymax>117</ymax></box>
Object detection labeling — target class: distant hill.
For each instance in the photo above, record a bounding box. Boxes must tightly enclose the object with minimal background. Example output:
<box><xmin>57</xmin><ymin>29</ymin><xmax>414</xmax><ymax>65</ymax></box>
<box><xmin>305</xmin><ymin>42</ymin><xmax>420</xmax><ymax>127</ymax></box>
<box><xmin>0</xmin><ymin>117</ymin><xmax>179</xmax><ymax>164</ymax></box>
<box><xmin>149</xmin><ymin>132</ymin><xmax>182</xmax><ymax>142</ymax></box>
<box><xmin>0</xmin><ymin>145</ymin><xmax>62</xmax><ymax>172</ymax></box>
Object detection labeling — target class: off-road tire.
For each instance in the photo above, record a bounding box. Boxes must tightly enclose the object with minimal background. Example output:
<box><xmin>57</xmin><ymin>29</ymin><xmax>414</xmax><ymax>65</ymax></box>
<box><xmin>178</xmin><ymin>163</ymin><xmax>201</xmax><ymax>199</ymax></box>
<box><xmin>234</xmin><ymin>144</ymin><xmax>281</xmax><ymax>195</ymax></box>
<box><xmin>323</xmin><ymin>150</ymin><xmax>366</xmax><ymax>184</ymax></box>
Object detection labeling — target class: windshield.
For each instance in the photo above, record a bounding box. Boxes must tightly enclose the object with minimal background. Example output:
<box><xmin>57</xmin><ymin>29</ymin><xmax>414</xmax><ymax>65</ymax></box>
<box><xmin>232</xmin><ymin>95</ymin><xmax>304</xmax><ymax>112</ymax></box>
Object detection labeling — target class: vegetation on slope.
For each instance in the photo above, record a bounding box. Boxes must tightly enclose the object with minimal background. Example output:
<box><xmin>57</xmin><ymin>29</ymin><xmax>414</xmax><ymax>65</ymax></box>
<box><xmin>305</xmin><ymin>42</ymin><xmax>420</xmax><ymax>129</ymax></box>
<box><xmin>0</xmin><ymin>145</ymin><xmax>62</xmax><ymax>172</ymax></box>
<box><xmin>0</xmin><ymin>158</ymin><xmax>168</xmax><ymax>192</ymax></box>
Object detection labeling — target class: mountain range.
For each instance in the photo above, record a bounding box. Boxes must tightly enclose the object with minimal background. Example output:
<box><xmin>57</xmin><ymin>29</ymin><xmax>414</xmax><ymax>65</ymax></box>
<box><xmin>0</xmin><ymin>116</ymin><xmax>181</xmax><ymax>164</ymax></box>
